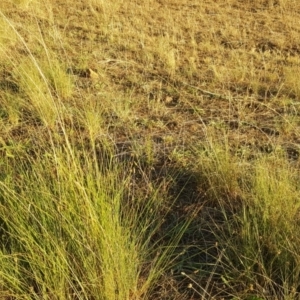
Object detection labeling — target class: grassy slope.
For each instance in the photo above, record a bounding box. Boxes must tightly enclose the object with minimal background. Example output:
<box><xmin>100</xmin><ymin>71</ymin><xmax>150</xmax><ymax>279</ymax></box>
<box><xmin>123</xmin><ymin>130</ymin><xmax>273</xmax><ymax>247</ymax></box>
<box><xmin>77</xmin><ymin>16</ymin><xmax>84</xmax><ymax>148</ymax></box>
<box><xmin>1</xmin><ymin>0</ymin><xmax>300</xmax><ymax>299</ymax></box>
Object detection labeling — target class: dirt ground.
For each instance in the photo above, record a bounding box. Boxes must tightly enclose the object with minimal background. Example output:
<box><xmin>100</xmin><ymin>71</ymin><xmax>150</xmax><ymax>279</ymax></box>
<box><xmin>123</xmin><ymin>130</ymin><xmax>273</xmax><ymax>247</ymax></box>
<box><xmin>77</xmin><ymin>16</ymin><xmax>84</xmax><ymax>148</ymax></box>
<box><xmin>1</xmin><ymin>0</ymin><xmax>300</xmax><ymax>161</ymax></box>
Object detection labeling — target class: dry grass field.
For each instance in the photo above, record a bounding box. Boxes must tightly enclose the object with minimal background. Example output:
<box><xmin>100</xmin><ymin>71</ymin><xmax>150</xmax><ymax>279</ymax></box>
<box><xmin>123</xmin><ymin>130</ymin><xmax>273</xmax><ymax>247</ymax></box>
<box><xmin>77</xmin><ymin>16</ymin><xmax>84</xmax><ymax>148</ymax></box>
<box><xmin>1</xmin><ymin>0</ymin><xmax>300</xmax><ymax>299</ymax></box>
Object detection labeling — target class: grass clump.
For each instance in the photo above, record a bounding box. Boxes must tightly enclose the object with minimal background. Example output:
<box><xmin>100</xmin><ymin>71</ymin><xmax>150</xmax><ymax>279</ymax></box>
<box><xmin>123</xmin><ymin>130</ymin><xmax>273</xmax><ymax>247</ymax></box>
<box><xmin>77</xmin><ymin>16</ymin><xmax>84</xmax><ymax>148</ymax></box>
<box><xmin>0</xmin><ymin>138</ymin><xmax>186</xmax><ymax>299</ymax></box>
<box><xmin>186</xmin><ymin>143</ymin><xmax>300</xmax><ymax>299</ymax></box>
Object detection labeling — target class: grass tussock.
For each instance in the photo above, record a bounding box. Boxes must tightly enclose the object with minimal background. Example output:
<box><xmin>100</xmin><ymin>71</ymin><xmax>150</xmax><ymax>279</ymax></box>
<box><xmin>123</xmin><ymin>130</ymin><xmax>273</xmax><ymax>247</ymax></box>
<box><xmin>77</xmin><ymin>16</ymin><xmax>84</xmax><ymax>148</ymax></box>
<box><xmin>0</xmin><ymin>0</ymin><xmax>300</xmax><ymax>299</ymax></box>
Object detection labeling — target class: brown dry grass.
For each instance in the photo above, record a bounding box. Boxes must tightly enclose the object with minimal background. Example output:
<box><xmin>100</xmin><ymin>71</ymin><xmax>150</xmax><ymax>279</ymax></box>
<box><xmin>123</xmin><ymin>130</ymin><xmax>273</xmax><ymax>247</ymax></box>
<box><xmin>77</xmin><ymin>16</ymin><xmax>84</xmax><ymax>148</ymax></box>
<box><xmin>1</xmin><ymin>0</ymin><xmax>300</xmax><ymax>154</ymax></box>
